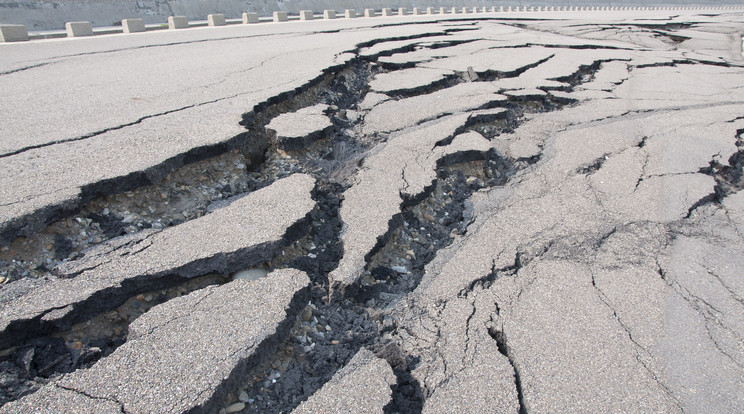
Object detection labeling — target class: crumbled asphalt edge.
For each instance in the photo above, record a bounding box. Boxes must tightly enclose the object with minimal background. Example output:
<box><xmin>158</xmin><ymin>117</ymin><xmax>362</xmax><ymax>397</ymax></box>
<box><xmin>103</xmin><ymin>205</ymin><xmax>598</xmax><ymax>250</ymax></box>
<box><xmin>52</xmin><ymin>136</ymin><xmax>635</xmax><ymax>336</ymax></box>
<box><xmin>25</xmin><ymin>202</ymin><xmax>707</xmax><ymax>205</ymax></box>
<box><xmin>0</xmin><ymin>22</ymin><xmax>611</xmax><ymax>410</ymax></box>
<box><xmin>699</xmin><ymin>127</ymin><xmax>744</xmax><ymax>202</ymax></box>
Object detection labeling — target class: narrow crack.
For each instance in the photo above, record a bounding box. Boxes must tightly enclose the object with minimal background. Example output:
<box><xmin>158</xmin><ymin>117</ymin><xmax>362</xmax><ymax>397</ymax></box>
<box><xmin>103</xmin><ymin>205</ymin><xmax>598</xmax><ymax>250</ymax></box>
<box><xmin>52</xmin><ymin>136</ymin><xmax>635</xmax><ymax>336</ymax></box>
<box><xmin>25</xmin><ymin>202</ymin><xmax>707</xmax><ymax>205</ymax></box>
<box><xmin>55</xmin><ymin>383</ymin><xmax>126</xmax><ymax>413</ymax></box>
<box><xmin>0</xmin><ymin>93</ymin><xmax>249</xmax><ymax>159</ymax></box>
<box><xmin>656</xmin><ymin>262</ymin><xmax>744</xmax><ymax>369</ymax></box>
<box><xmin>0</xmin><ymin>62</ymin><xmax>53</xmax><ymax>76</ymax></box>
<box><xmin>487</xmin><ymin>325</ymin><xmax>527</xmax><ymax>414</ymax></box>
<box><xmin>590</xmin><ymin>268</ymin><xmax>685</xmax><ymax>411</ymax></box>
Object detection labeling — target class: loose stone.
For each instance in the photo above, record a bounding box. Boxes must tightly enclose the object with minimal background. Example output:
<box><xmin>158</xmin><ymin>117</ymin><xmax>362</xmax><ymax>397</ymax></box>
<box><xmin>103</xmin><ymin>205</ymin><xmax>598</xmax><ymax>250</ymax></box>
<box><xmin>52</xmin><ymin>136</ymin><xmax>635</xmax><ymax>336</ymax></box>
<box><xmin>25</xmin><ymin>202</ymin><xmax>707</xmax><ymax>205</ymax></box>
<box><xmin>300</xmin><ymin>307</ymin><xmax>313</xmax><ymax>321</ymax></box>
<box><xmin>225</xmin><ymin>402</ymin><xmax>245</xmax><ymax>413</ymax></box>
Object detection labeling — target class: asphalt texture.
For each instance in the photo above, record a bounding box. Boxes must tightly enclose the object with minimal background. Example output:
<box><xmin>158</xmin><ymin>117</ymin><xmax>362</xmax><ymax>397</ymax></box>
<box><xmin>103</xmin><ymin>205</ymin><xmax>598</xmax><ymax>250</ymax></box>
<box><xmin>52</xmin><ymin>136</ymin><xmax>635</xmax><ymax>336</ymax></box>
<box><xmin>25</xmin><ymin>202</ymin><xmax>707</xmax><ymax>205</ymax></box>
<box><xmin>1</xmin><ymin>7</ymin><xmax>743</xmax><ymax>414</ymax></box>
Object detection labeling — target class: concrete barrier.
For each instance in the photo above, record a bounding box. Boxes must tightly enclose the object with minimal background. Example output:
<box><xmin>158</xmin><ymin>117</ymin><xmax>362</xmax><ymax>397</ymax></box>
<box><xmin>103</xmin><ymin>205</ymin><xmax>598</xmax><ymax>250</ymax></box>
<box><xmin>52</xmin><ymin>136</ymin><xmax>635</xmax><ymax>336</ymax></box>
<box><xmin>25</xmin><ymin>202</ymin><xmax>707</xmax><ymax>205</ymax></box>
<box><xmin>461</xmin><ymin>7</ymin><xmax>469</xmax><ymax>13</ymax></box>
<box><xmin>398</xmin><ymin>7</ymin><xmax>407</xmax><ymax>15</ymax></box>
<box><xmin>243</xmin><ymin>12</ymin><xmax>259</xmax><ymax>23</ymax></box>
<box><xmin>323</xmin><ymin>10</ymin><xmax>336</xmax><ymax>19</ymax></box>
<box><xmin>207</xmin><ymin>13</ymin><xmax>225</xmax><ymax>26</ymax></box>
<box><xmin>168</xmin><ymin>16</ymin><xmax>188</xmax><ymax>29</ymax></box>
<box><xmin>273</xmin><ymin>11</ymin><xmax>288</xmax><ymax>22</ymax></box>
<box><xmin>364</xmin><ymin>8</ymin><xmax>376</xmax><ymax>17</ymax></box>
<box><xmin>300</xmin><ymin>10</ymin><xmax>314</xmax><ymax>20</ymax></box>
<box><xmin>345</xmin><ymin>9</ymin><xmax>356</xmax><ymax>18</ymax></box>
<box><xmin>451</xmin><ymin>7</ymin><xmax>458</xmax><ymax>13</ymax></box>
<box><xmin>5</xmin><ymin>0</ymin><xmax>713</xmax><ymax>32</ymax></box>
<box><xmin>413</xmin><ymin>7</ymin><xmax>423</xmax><ymax>15</ymax></box>
<box><xmin>121</xmin><ymin>18</ymin><xmax>145</xmax><ymax>33</ymax></box>
<box><xmin>0</xmin><ymin>24</ymin><xmax>28</xmax><ymax>42</ymax></box>
<box><xmin>382</xmin><ymin>8</ymin><xmax>392</xmax><ymax>16</ymax></box>
<box><xmin>426</xmin><ymin>7</ymin><xmax>435</xmax><ymax>14</ymax></box>
<box><xmin>66</xmin><ymin>21</ymin><xmax>93</xmax><ymax>37</ymax></box>
<box><xmin>440</xmin><ymin>7</ymin><xmax>448</xmax><ymax>14</ymax></box>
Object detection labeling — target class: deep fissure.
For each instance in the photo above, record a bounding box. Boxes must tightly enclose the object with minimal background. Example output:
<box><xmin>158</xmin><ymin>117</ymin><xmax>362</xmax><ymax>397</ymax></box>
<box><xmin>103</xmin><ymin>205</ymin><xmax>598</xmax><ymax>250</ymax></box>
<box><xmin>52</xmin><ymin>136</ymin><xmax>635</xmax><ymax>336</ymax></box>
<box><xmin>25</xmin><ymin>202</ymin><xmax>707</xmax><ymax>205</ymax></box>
<box><xmin>2</xmin><ymin>24</ymin><xmax>626</xmax><ymax>412</ymax></box>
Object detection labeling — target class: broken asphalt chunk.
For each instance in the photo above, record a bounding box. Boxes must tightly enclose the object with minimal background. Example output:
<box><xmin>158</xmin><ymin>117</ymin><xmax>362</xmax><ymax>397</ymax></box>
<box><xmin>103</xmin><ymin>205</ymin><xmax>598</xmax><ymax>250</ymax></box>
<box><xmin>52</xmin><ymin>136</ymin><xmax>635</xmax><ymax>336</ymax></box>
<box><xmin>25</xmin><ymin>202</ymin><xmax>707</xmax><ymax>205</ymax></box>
<box><xmin>266</xmin><ymin>104</ymin><xmax>334</xmax><ymax>151</ymax></box>
<box><xmin>292</xmin><ymin>348</ymin><xmax>395</xmax><ymax>413</ymax></box>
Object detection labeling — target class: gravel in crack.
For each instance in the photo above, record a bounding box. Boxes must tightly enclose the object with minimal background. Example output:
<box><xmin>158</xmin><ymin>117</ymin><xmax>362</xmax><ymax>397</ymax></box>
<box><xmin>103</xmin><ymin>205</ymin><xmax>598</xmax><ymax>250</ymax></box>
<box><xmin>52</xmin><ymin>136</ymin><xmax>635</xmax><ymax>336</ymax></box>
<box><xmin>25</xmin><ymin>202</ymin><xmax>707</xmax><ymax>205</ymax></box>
<box><xmin>0</xmin><ymin>149</ymin><xmax>254</xmax><ymax>283</ymax></box>
<box><xmin>218</xmin><ymin>155</ymin><xmax>513</xmax><ymax>414</ymax></box>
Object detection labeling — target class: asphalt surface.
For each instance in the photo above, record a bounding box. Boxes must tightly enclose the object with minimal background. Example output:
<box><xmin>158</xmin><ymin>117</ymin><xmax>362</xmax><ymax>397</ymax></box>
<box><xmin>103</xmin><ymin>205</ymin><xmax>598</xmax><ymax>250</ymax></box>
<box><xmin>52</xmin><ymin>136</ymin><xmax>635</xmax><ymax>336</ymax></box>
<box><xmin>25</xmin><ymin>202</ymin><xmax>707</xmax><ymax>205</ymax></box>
<box><xmin>1</xmin><ymin>8</ymin><xmax>743</xmax><ymax>414</ymax></box>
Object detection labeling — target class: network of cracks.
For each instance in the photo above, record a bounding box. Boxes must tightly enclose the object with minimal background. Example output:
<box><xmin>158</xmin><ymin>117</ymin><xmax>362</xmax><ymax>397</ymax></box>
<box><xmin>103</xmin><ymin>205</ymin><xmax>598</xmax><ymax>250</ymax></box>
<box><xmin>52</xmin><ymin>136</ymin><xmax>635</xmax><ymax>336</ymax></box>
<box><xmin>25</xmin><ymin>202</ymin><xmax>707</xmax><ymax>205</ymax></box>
<box><xmin>1</xmin><ymin>18</ymin><xmax>741</xmax><ymax>414</ymax></box>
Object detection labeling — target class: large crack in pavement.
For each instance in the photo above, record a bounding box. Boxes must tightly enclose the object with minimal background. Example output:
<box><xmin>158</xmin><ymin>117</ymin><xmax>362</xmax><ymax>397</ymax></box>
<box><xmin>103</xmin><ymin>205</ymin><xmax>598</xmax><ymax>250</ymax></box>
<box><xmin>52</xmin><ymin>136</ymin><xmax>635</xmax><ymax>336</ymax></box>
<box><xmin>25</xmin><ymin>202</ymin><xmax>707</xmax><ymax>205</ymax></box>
<box><xmin>3</xmin><ymin>12</ymin><xmax>744</xmax><ymax>414</ymax></box>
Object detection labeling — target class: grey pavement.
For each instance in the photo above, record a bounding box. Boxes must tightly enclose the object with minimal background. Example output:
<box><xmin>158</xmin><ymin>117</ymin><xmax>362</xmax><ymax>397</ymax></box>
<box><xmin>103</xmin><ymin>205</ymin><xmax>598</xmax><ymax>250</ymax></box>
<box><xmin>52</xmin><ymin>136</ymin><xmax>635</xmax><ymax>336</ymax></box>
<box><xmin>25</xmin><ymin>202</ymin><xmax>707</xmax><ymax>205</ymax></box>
<box><xmin>1</xmin><ymin>9</ymin><xmax>744</xmax><ymax>414</ymax></box>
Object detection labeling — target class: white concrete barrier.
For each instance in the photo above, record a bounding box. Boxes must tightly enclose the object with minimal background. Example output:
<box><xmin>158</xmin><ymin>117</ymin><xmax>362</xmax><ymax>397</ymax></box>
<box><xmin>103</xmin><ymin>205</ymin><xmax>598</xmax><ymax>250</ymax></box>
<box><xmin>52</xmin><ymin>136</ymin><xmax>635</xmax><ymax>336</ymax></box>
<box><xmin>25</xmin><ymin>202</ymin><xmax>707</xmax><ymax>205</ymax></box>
<box><xmin>0</xmin><ymin>24</ymin><xmax>28</xmax><ymax>42</ymax></box>
<box><xmin>382</xmin><ymin>8</ymin><xmax>392</xmax><ymax>16</ymax></box>
<box><xmin>273</xmin><ymin>11</ymin><xmax>288</xmax><ymax>22</ymax></box>
<box><xmin>323</xmin><ymin>10</ymin><xmax>336</xmax><ymax>19</ymax></box>
<box><xmin>426</xmin><ymin>7</ymin><xmax>435</xmax><ymax>14</ymax></box>
<box><xmin>300</xmin><ymin>10</ymin><xmax>313</xmax><ymax>20</ymax></box>
<box><xmin>243</xmin><ymin>12</ymin><xmax>259</xmax><ymax>23</ymax></box>
<box><xmin>364</xmin><ymin>8</ymin><xmax>376</xmax><ymax>17</ymax></box>
<box><xmin>168</xmin><ymin>16</ymin><xmax>188</xmax><ymax>29</ymax></box>
<box><xmin>398</xmin><ymin>7</ymin><xmax>407</xmax><ymax>15</ymax></box>
<box><xmin>207</xmin><ymin>13</ymin><xmax>225</xmax><ymax>26</ymax></box>
<box><xmin>345</xmin><ymin>9</ymin><xmax>356</xmax><ymax>18</ymax></box>
<box><xmin>122</xmin><ymin>18</ymin><xmax>145</xmax><ymax>33</ymax></box>
<box><xmin>66</xmin><ymin>21</ymin><xmax>93</xmax><ymax>37</ymax></box>
<box><xmin>451</xmin><ymin>7</ymin><xmax>459</xmax><ymax>13</ymax></box>
<box><xmin>461</xmin><ymin>7</ymin><xmax>469</xmax><ymax>13</ymax></box>
<box><xmin>413</xmin><ymin>7</ymin><xmax>423</xmax><ymax>15</ymax></box>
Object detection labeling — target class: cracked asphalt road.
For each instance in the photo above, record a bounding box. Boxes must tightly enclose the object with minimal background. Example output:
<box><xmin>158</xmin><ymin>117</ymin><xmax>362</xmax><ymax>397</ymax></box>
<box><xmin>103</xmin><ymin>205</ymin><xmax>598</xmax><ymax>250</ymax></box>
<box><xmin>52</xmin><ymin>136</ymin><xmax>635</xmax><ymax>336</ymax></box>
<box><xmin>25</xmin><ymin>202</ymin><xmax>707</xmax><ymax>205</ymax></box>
<box><xmin>1</xmin><ymin>8</ymin><xmax>744</xmax><ymax>414</ymax></box>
